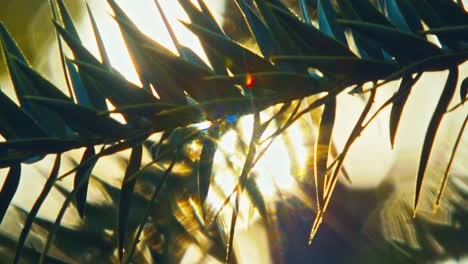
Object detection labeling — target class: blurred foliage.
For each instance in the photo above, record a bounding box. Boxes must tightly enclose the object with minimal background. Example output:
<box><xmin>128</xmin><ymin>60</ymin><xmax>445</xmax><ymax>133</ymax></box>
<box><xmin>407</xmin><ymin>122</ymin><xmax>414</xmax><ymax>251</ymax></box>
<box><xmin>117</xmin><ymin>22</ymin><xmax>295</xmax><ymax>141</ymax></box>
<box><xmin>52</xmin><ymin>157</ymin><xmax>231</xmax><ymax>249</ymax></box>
<box><xmin>0</xmin><ymin>0</ymin><xmax>467</xmax><ymax>263</ymax></box>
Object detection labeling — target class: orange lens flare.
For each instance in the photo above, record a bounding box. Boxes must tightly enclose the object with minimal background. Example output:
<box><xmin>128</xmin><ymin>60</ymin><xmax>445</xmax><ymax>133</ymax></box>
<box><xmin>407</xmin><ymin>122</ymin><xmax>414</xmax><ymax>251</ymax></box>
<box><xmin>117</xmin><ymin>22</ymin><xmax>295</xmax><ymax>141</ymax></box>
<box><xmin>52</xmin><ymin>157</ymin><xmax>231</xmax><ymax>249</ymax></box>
<box><xmin>245</xmin><ymin>73</ymin><xmax>254</xmax><ymax>88</ymax></box>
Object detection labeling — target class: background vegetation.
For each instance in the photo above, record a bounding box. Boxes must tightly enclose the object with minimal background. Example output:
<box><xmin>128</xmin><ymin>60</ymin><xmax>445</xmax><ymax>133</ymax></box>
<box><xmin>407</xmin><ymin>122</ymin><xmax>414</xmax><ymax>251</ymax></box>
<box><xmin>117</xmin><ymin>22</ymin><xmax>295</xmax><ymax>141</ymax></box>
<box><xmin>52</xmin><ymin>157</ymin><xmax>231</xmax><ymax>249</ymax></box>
<box><xmin>0</xmin><ymin>0</ymin><xmax>467</xmax><ymax>263</ymax></box>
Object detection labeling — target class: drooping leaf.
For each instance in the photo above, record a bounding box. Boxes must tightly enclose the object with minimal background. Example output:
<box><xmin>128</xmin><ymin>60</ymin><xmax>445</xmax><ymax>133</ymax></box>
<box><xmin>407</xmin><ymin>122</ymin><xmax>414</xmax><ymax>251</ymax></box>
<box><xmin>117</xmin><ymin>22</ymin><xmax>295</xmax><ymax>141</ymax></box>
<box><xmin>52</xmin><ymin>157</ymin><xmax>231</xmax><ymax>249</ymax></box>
<box><xmin>13</xmin><ymin>154</ymin><xmax>61</xmax><ymax>264</ymax></box>
<box><xmin>74</xmin><ymin>147</ymin><xmax>97</xmax><ymax>218</ymax></box>
<box><xmin>118</xmin><ymin>145</ymin><xmax>143</xmax><ymax>261</ymax></box>
<box><xmin>315</xmin><ymin>97</ymin><xmax>336</xmax><ymax>205</ymax></box>
<box><xmin>198</xmin><ymin>126</ymin><xmax>219</xmax><ymax>205</ymax></box>
<box><xmin>0</xmin><ymin>163</ymin><xmax>21</xmax><ymax>223</ymax></box>
<box><xmin>389</xmin><ymin>74</ymin><xmax>420</xmax><ymax>148</ymax></box>
<box><xmin>414</xmin><ymin>67</ymin><xmax>458</xmax><ymax>213</ymax></box>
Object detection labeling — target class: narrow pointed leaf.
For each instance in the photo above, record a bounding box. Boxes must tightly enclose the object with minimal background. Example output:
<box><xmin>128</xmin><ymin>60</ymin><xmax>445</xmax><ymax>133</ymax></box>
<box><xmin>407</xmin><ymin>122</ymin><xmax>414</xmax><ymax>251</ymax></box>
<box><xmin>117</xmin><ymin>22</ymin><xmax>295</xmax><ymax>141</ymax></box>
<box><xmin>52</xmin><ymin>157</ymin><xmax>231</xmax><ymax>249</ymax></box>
<box><xmin>339</xmin><ymin>19</ymin><xmax>442</xmax><ymax>61</ymax></box>
<box><xmin>414</xmin><ymin>67</ymin><xmax>458</xmax><ymax>212</ymax></box>
<box><xmin>86</xmin><ymin>3</ymin><xmax>110</xmax><ymax>67</ymax></box>
<box><xmin>183</xmin><ymin>22</ymin><xmax>274</xmax><ymax>72</ymax></box>
<box><xmin>270</xmin><ymin>5</ymin><xmax>356</xmax><ymax>57</ymax></box>
<box><xmin>198</xmin><ymin>126</ymin><xmax>219</xmax><ymax>204</ymax></box>
<box><xmin>14</xmin><ymin>155</ymin><xmax>61</xmax><ymax>264</ymax></box>
<box><xmin>74</xmin><ymin>147</ymin><xmax>97</xmax><ymax>218</ymax></box>
<box><xmin>56</xmin><ymin>0</ymin><xmax>81</xmax><ymax>41</ymax></box>
<box><xmin>234</xmin><ymin>0</ymin><xmax>279</xmax><ymax>59</ymax></box>
<box><xmin>0</xmin><ymin>164</ymin><xmax>21</xmax><ymax>223</ymax></box>
<box><xmin>315</xmin><ymin>98</ymin><xmax>336</xmax><ymax>205</ymax></box>
<box><xmin>318</xmin><ymin>0</ymin><xmax>347</xmax><ymax>44</ymax></box>
<box><xmin>384</xmin><ymin>0</ymin><xmax>412</xmax><ymax>32</ymax></box>
<box><xmin>118</xmin><ymin>145</ymin><xmax>142</xmax><ymax>261</ymax></box>
<box><xmin>0</xmin><ymin>89</ymin><xmax>47</xmax><ymax>139</ymax></box>
<box><xmin>26</xmin><ymin>96</ymin><xmax>132</xmax><ymax>139</ymax></box>
<box><xmin>389</xmin><ymin>74</ymin><xmax>419</xmax><ymax>147</ymax></box>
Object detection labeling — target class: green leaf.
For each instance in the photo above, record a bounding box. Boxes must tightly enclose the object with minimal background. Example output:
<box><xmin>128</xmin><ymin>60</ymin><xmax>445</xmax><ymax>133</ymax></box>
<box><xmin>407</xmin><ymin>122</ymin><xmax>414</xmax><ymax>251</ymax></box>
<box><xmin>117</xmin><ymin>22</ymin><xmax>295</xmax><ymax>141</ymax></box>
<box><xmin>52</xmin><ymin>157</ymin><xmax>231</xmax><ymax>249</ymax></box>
<box><xmin>315</xmin><ymin>97</ymin><xmax>336</xmax><ymax>206</ymax></box>
<box><xmin>26</xmin><ymin>96</ymin><xmax>132</xmax><ymax>139</ymax></box>
<box><xmin>425</xmin><ymin>0</ymin><xmax>468</xmax><ymax>26</ymax></box>
<box><xmin>65</xmin><ymin>59</ymin><xmax>92</xmax><ymax>107</ymax></box>
<box><xmin>394</xmin><ymin>0</ymin><xmax>424</xmax><ymax>32</ymax></box>
<box><xmin>0</xmin><ymin>138</ymin><xmax>82</xmax><ymax>153</ymax></box>
<box><xmin>255</xmin><ymin>0</ymin><xmax>304</xmax><ymax>55</ymax></box>
<box><xmin>270</xmin><ymin>5</ymin><xmax>356</xmax><ymax>57</ymax></box>
<box><xmin>74</xmin><ymin>147</ymin><xmax>97</xmax><ymax>218</ymax></box>
<box><xmin>389</xmin><ymin>74</ymin><xmax>419</xmax><ymax>148</ymax></box>
<box><xmin>339</xmin><ymin>19</ymin><xmax>442</xmax><ymax>62</ymax></box>
<box><xmin>0</xmin><ymin>24</ymin><xmax>70</xmax><ymax>137</ymax></box>
<box><xmin>414</xmin><ymin>67</ymin><xmax>458</xmax><ymax>213</ymax></box>
<box><xmin>272</xmin><ymin>56</ymin><xmax>398</xmax><ymax>81</ymax></box>
<box><xmin>118</xmin><ymin>145</ymin><xmax>142</xmax><ymax>261</ymax></box>
<box><xmin>0</xmin><ymin>89</ymin><xmax>47</xmax><ymax>139</ymax></box>
<box><xmin>86</xmin><ymin>2</ymin><xmax>111</xmax><ymax>67</ymax></box>
<box><xmin>345</xmin><ymin>0</ymin><xmax>393</xmax><ymax>27</ymax></box>
<box><xmin>183</xmin><ymin>21</ymin><xmax>275</xmax><ymax>73</ymax></box>
<box><xmin>107</xmin><ymin>2</ymin><xmax>187</xmax><ymax>103</ymax></box>
<box><xmin>198</xmin><ymin>126</ymin><xmax>218</xmax><ymax>205</ymax></box>
<box><xmin>53</xmin><ymin>22</ymin><xmax>108</xmax><ymax>110</ymax></box>
<box><xmin>384</xmin><ymin>0</ymin><xmax>412</xmax><ymax>32</ymax></box>
<box><xmin>317</xmin><ymin>0</ymin><xmax>347</xmax><ymax>45</ymax></box>
<box><xmin>12</xmin><ymin>57</ymin><xmax>71</xmax><ymax>102</ymax></box>
<box><xmin>0</xmin><ymin>163</ymin><xmax>21</xmax><ymax>223</ymax></box>
<box><xmin>245</xmin><ymin>176</ymin><xmax>267</xmax><ymax>219</ymax></box>
<box><xmin>203</xmin><ymin>72</ymin><xmax>324</xmax><ymax>96</ymax></box>
<box><xmin>14</xmin><ymin>154</ymin><xmax>61</xmax><ymax>264</ymax></box>
<box><xmin>234</xmin><ymin>0</ymin><xmax>279</xmax><ymax>59</ymax></box>
<box><xmin>56</xmin><ymin>0</ymin><xmax>81</xmax><ymax>42</ymax></box>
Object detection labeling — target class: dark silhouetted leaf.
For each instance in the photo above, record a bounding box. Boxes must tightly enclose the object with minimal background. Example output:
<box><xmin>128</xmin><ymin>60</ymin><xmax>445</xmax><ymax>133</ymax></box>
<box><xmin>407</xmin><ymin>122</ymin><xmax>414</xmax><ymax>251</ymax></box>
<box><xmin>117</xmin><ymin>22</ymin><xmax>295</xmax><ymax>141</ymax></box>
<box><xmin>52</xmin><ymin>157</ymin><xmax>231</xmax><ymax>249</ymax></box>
<box><xmin>0</xmin><ymin>163</ymin><xmax>21</xmax><ymax>223</ymax></box>
<box><xmin>26</xmin><ymin>96</ymin><xmax>132</xmax><ymax>139</ymax></box>
<box><xmin>198</xmin><ymin>126</ymin><xmax>219</xmax><ymax>205</ymax></box>
<box><xmin>74</xmin><ymin>147</ymin><xmax>97</xmax><ymax>218</ymax></box>
<box><xmin>384</xmin><ymin>0</ymin><xmax>412</xmax><ymax>32</ymax></box>
<box><xmin>271</xmin><ymin>5</ymin><xmax>356</xmax><ymax>57</ymax></box>
<box><xmin>86</xmin><ymin>2</ymin><xmax>110</xmax><ymax>67</ymax></box>
<box><xmin>14</xmin><ymin>154</ymin><xmax>61</xmax><ymax>264</ymax></box>
<box><xmin>339</xmin><ymin>19</ymin><xmax>442</xmax><ymax>62</ymax></box>
<box><xmin>118</xmin><ymin>145</ymin><xmax>142</xmax><ymax>261</ymax></box>
<box><xmin>234</xmin><ymin>0</ymin><xmax>279</xmax><ymax>59</ymax></box>
<box><xmin>414</xmin><ymin>67</ymin><xmax>458</xmax><ymax>213</ymax></box>
<box><xmin>318</xmin><ymin>0</ymin><xmax>347</xmax><ymax>45</ymax></box>
<box><xmin>389</xmin><ymin>74</ymin><xmax>419</xmax><ymax>148</ymax></box>
<box><xmin>0</xmin><ymin>89</ymin><xmax>47</xmax><ymax>139</ymax></box>
<box><xmin>183</xmin><ymin>21</ymin><xmax>275</xmax><ymax>73</ymax></box>
<box><xmin>315</xmin><ymin>97</ymin><xmax>336</xmax><ymax>205</ymax></box>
